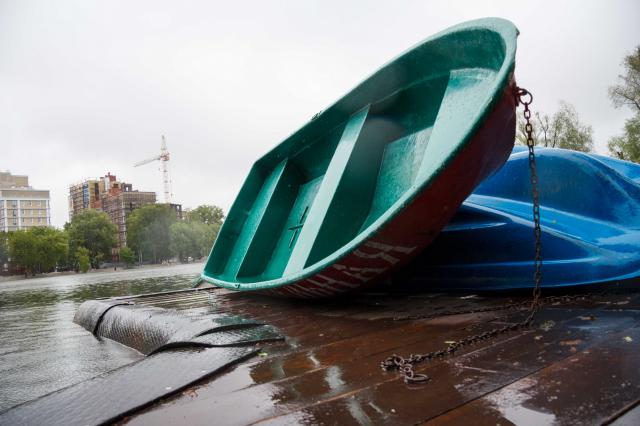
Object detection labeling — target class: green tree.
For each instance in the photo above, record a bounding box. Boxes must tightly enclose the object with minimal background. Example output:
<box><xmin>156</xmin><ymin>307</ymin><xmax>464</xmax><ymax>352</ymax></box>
<box><xmin>199</xmin><ymin>221</ymin><xmax>220</xmax><ymax>256</ymax></box>
<box><xmin>32</xmin><ymin>227</ymin><xmax>68</xmax><ymax>273</ymax></box>
<box><xmin>516</xmin><ymin>112</ymin><xmax>544</xmax><ymax>145</ymax></box>
<box><xmin>0</xmin><ymin>231</ymin><xmax>8</xmax><ymax>270</ymax></box>
<box><xmin>8</xmin><ymin>227</ymin><xmax>68</xmax><ymax>276</ymax></box>
<box><xmin>127</xmin><ymin>204</ymin><xmax>176</xmax><ymax>263</ymax></box>
<box><xmin>187</xmin><ymin>205</ymin><xmax>225</xmax><ymax>226</ymax></box>
<box><xmin>550</xmin><ymin>102</ymin><xmax>594</xmax><ymax>152</ymax></box>
<box><xmin>119</xmin><ymin>247</ymin><xmax>136</xmax><ymax>268</ymax></box>
<box><xmin>77</xmin><ymin>246</ymin><xmax>90</xmax><ymax>273</ymax></box>
<box><xmin>170</xmin><ymin>222</ymin><xmax>200</xmax><ymax>262</ymax></box>
<box><xmin>66</xmin><ymin>210</ymin><xmax>117</xmax><ymax>269</ymax></box>
<box><xmin>8</xmin><ymin>230</ymin><xmax>37</xmax><ymax>276</ymax></box>
<box><xmin>608</xmin><ymin>114</ymin><xmax>640</xmax><ymax>162</ymax></box>
<box><xmin>609</xmin><ymin>46</ymin><xmax>640</xmax><ymax>112</ymax></box>
<box><xmin>516</xmin><ymin>102</ymin><xmax>593</xmax><ymax>152</ymax></box>
<box><xmin>169</xmin><ymin>221</ymin><xmax>219</xmax><ymax>262</ymax></box>
<box><xmin>608</xmin><ymin>46</ymin><xmax>640</xmax><ymax>162</ymax></box>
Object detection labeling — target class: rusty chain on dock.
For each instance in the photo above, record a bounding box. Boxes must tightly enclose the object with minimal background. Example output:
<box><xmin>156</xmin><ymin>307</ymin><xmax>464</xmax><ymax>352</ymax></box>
<box><xmin>381</xmin><ymin>86</ymin><xmax>546</xmax><ymax>385</ymax></box>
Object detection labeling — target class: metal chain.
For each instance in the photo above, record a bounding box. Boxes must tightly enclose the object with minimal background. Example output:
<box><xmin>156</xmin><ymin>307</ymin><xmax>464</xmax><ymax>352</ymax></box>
<box><xmin>381</xmin><ymin>86</ymin><xmax>545</xmax><ymax>385</ymax></box>
<box><xmin>517</xmin><ymin>87</ymin><xmax>544</xmax><ymax>319</ymax></box>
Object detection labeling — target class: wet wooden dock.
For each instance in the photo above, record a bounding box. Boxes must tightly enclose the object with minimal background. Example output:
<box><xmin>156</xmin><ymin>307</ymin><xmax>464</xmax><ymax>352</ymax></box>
<box><xmin>119</xmin><ymin>286</ymin><xmax>640</xmax><ymax>425</ymax></box>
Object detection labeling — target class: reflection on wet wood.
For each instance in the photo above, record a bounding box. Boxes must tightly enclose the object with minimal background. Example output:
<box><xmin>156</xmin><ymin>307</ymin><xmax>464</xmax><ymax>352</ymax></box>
<box><xmin>118</xmin><ymin>288</ymin><xmax>640</xmax><ymax>425</ymax></box>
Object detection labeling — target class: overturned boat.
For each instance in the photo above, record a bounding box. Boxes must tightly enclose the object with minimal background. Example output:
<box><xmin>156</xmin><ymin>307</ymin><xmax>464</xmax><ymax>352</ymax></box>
<box><xmin>396</xmin><ymin>147</ymin><xmax>640</xmax><ymax>290</ymax></box>
<box><xmin>200</xmin><ymin>18</ymin><xmax>520</xmax><ymax>297</ymax></box>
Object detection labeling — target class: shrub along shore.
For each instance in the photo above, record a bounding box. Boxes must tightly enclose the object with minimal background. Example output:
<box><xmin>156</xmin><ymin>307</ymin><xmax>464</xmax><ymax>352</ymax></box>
<box><xmin>0</xmin><ymin>204</ymin><xmax>223</xmax><ymax>277</ymax></box>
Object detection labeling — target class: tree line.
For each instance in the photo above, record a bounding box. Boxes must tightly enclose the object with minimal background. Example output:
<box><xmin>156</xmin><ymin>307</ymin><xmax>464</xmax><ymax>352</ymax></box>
<box><xmin>515</xmin><ymin>101</ymin><xmax>594</xmax><ymax>152</ymax></box>
<box><xmin>0</xmin><ymin>204</ymin><xmax>224</xmax><ymax>276</ymax></box>
<box><xmin>608</xmin><ymin>46</ymin><xmax>640</xmax><ymax>162</ymax></box>
<box><xmin>126</xmin><ymin>204</ymin><xmax>223</xmax><ymax>264</ymax></box>
<box><xmin>515</xmin><ymin>45</ymin><xmax>639</xmax><ymax>163</ymax></box>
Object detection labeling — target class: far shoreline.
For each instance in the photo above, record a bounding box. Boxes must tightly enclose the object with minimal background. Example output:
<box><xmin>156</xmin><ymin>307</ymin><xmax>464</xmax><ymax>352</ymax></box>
<box><xmin>0</xmin><ymin>260</ymin><xmax>205</xmax><ymax>284</ymax></box>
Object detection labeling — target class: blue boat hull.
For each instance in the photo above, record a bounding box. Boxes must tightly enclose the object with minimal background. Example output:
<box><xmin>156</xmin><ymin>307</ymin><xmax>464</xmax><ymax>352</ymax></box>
<box><xmin>397</xmin><ymin>147</ymin><xmax>640</xmax><ymax>290</ymax></box>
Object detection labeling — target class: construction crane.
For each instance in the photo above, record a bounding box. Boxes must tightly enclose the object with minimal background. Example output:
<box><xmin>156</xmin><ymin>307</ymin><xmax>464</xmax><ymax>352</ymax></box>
<box><xmin>134</xmin><ymin>135</ymin><xmax>172</xmax><ymax>204</ymax></box>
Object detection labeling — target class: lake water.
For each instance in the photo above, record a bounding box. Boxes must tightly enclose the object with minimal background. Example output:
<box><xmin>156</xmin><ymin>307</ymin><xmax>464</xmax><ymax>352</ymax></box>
<box><xmin>0</xmin><ymin>263</ymin><xmax>203</xmax><ymax>412</ymax></box>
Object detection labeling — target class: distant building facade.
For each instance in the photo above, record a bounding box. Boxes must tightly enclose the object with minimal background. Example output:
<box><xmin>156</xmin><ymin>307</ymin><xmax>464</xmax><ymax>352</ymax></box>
<box><xmin>68</xmin><ymin>173</ymin><xmax>122</xmax><ymax>219</ymax></box>
<box><xmin>0</xmin><ymin>171</ymin><xmax>51</xmax><ymax>232</ymax></box>
<box><xmin>68</xmin><ymin>173</ymin><xmax>159</xmax><ymax>248</ymax></box>
<box><xmin>101</xmin><ymin>188</ymin><xmax>157</xmax><ymax>249</ymax></box>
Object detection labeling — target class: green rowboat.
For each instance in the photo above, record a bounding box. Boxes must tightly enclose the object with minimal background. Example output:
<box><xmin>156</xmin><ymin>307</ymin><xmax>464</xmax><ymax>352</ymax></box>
<box><xmin>200</xmin><ymin>18</ymin><xmax>519</xmax><ymax>297</ymax></box>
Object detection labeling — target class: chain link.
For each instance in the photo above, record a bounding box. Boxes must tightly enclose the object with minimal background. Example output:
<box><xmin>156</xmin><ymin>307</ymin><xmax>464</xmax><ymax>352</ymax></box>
<box><xmin>516</xmin><ymin>87</ymin><xmax>544</xmax><ymax>319</ymax></box>
<box><xmin>381</xmin><ymin>86</ymin><xmax>545</xmax><ymax>385</ymax></box>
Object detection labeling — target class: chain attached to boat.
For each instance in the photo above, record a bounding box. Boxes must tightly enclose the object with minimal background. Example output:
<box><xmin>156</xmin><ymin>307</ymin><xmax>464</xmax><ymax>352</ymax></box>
<box><xmin>518</xmin><ymin>87</ymin><xmax>544</xmax><ymax>322</ymax></box>
<box><xmin>381</xmin><ymin>86</ymin><xmax>545</xmax><ymax>385</ymax></box>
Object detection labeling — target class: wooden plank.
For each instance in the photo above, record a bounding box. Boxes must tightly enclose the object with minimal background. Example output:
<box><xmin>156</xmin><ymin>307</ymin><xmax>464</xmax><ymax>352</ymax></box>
<box><xmin>125</xmin><ymin>313</ymin><xmax>507</xmax><ymax>425</ymax></box>
<box><xmin>426</xmin><ymin>327</ymin><xmax>640</xmax><ymax>426</ymax></box>
<box><xmin>248</xmin><ymin>309</ymin><xmax>640</xmax><ymax>425</ymax></box>
<box><xmin>120</xmin><ymin>291</ymin><xmax>640</xmax><ymax>425</ymax></box>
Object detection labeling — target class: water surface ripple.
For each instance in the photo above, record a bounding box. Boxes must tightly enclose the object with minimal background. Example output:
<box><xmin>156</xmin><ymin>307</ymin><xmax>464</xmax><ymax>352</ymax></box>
<box><xmin>0</xmin><ymin>263</ymin><xmax>202</xmax><ymax>412</ymax></box>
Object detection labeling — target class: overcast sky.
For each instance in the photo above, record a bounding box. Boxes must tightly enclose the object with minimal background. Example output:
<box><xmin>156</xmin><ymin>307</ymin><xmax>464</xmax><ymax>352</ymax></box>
<box><xmin>1</xmin><ymin>0</ymin><xmax>639</xmax><ymax>228</ymax></box>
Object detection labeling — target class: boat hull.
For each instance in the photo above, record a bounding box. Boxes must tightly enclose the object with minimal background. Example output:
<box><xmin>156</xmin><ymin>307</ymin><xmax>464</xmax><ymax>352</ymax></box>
<box><xmin>396</xmin><ymin>147</ymin><xmax>640</xmax><ymax>291</ymax></box>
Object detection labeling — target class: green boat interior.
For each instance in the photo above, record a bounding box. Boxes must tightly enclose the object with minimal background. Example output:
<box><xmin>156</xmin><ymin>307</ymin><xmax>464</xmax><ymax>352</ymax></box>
<box><xmin>204</xmin><ymin>24</ymin><xmax>514</xmax><ymax>284</ymax></box>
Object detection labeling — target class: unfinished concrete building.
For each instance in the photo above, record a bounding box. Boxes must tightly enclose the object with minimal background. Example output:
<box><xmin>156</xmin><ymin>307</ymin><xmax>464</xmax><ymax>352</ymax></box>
<box><xmin>68</xmin><ymin>174</ymin><xmax>157</xmax><ymax>248</ymax></box>
<box><xmin>102</xmin><ymin>188</ymin><xmax>157</xmax><ymax>248</ymax></box>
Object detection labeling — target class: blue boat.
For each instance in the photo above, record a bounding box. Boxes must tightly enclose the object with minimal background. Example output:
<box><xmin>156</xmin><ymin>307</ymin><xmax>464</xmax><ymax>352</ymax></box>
<box><xmin>397</xmin><ymin>147</ymin><xmax>640</xmax><ymax>290</ymax></box>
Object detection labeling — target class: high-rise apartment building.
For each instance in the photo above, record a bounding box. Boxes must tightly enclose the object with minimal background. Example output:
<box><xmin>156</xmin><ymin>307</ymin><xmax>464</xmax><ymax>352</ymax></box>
<box><xmin>68</xmin><ymin>173</ymin><xmax>122</xmax><ymax>219</ymax></box>
<box><xmin>68</xmin><ymin>174</ymin><xmax>157</xmax><ymax>248</ymax></box>
<box><xmin>0</xmin><ymin>171</ymin><xmax>51</xmax><ymax>232</ymax></box>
